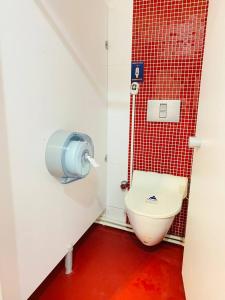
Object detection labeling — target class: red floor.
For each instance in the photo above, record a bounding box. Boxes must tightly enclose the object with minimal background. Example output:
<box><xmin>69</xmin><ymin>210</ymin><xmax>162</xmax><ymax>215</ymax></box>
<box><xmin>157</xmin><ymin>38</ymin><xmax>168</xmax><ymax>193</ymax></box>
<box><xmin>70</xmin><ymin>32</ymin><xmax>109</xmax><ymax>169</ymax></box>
<box><xmin>29</xmin><ymin>224</ymin><xmax>185</xmax><ymax>300</ymax></box>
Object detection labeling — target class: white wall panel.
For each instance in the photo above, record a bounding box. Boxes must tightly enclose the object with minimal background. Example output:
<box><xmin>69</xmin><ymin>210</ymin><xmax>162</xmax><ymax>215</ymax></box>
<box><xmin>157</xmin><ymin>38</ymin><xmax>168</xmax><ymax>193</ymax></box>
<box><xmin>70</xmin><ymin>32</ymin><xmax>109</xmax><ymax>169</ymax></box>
<box><xmin>183</xmin><ymin>1</ymin><xmax>225</xmax><ymax>299</ymax></box>
<box><xmin>0</xmin><ymin>1</ymin><xmax>107</xmax><ymax>299</ymax></box>
<box><xmin>106</xmin><ymin>0</ymin><xmax>133</xmax><ymax>222</ymax></box>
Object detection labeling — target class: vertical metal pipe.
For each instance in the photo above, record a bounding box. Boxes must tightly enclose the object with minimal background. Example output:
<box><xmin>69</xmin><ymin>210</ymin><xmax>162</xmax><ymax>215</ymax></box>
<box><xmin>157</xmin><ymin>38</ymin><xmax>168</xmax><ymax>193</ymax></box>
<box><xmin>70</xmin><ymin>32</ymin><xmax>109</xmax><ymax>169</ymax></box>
<box><xmin>130</xmin><ymin>94</ymin><xmax>136</xmax><ymax>185</ymax></box>
<box><xmin>129</xmin><ymin>82</ymin><xmax>139</xmax><ymax>185</ymax></box>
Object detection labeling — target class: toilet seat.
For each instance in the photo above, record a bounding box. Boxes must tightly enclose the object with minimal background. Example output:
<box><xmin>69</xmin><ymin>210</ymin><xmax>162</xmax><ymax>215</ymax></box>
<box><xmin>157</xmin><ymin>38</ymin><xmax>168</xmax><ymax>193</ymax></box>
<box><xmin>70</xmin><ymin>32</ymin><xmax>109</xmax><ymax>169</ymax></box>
<box><xmin>125</xmin><ymin>188</ymin><xmax>183</xmax><ymax>219</ymax></box>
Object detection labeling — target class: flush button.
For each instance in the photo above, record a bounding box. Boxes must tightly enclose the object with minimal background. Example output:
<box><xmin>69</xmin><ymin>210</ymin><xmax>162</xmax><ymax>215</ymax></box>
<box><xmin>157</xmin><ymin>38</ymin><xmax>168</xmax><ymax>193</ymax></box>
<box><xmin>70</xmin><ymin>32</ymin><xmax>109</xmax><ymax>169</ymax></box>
<box><xmin>159</xmin><ymin>103</ymin><xmax>167</xmax><ymax>118</ymax></box>
<box><xmin>147</xmin><ymin>100</ymin><xmax>181</xmax><ymax>122</ymax></box>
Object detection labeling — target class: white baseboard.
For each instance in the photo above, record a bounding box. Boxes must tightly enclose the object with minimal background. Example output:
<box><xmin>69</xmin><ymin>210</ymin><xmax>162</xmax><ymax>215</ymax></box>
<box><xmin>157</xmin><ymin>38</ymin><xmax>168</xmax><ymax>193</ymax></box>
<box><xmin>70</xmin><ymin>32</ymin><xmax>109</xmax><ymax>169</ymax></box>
<box><xmin>96</xmin><ymin>215</ymin><xmax>185</xmax><ymax>246</ymax></box>
<box><xmin>103</xmin><ymin>206</ymin><xmax>127</xmax><ymax>224</ymax></box>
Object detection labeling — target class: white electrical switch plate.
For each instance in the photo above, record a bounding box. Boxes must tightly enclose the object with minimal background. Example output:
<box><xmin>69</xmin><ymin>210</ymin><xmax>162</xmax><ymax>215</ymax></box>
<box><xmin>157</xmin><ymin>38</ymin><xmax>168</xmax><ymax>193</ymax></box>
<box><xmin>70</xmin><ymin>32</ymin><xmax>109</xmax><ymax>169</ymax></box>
<box><xmin>147</xmin><ymin>100</ymin><xmax>181</xmax><ymax>122</ymax></box>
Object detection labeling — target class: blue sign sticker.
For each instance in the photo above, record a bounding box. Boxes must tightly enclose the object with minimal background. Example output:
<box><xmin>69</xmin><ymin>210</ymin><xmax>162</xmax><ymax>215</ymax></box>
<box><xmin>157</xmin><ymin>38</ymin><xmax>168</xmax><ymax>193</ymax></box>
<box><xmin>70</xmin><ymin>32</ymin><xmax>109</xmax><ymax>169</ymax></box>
<box><xmin>131</xmin><ymin>61</ymin><xmax>144</xmax><ymax>82</ymax></box>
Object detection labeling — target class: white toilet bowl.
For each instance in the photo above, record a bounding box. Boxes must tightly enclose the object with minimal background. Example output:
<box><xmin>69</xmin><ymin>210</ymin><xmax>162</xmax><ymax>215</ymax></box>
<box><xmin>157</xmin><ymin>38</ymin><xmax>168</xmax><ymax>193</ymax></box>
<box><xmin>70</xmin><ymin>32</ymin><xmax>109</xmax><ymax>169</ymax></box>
<box><xmin>125</xmin><ymin>171</ymin><xmax>188</xmax><ymax>246</ymax></box>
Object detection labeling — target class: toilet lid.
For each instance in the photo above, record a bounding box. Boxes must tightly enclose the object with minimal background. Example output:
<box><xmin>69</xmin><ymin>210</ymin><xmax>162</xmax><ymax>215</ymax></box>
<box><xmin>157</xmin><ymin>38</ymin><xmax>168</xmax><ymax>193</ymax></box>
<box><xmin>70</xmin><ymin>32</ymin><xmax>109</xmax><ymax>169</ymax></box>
<box><xmin>125</xmin><ymin>188</ymin><xmax>183</xmax><ymax>219</ymax></box>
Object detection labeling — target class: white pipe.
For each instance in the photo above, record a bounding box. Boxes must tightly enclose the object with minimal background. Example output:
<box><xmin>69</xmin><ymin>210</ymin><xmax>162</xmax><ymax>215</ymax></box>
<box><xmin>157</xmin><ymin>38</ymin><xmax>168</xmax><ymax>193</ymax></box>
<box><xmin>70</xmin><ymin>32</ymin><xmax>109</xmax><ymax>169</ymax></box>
<box><xmin>95</xmin><ymin>217</ymin><xmax>185</xmax><ymax>246</ymax></box>
<box><xmin>129</xmin><ymin>82</ymin><xmax>139</xmax><ymax>184</ymax></box>
<box><xmin>130</xmin><ymin>93</ymin><xmax>136</xmax><ymax>184</ymax></box>
<box><xmin>65</xmin><ymin>246</ymin><xmax>73</xmax><ymax>275</ymax></box>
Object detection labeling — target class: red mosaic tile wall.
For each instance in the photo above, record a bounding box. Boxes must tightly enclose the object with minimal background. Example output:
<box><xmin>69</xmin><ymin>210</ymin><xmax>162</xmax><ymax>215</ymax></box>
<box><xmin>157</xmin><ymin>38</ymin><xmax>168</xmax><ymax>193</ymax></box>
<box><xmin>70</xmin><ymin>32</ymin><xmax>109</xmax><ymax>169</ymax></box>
<box><xmin>129</xmin><ymin>0</ymin><xmax>208</xmax><ymax>237</ymax></box>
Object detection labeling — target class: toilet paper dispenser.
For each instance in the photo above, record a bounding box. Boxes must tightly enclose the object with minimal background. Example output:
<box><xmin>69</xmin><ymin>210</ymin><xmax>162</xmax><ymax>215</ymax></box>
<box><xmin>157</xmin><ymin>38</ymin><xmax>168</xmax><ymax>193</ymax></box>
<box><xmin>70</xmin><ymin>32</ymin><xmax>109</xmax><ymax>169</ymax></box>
<box><xmin>45</xmin><ymin>130</ymin><xmax>98</xmax><ymax>184</ymax></box>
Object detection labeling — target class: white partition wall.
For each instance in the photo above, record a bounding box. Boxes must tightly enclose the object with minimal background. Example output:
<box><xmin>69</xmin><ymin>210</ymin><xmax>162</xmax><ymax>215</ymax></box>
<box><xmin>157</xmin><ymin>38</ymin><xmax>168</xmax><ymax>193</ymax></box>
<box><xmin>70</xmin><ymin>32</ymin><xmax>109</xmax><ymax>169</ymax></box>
<box><xmin>0</xmin><ymin>70</ymin><xmax>20</xmax><ymax>300</ymax></box>
<box><xmin>183</xmin><ymin>1</ymin><xmax>225</xmax><ymax>299</ymax></box>
<box><xmin>0</xmin><ymin>284</ymin><xmax>3</xmax><ymax>300</ymax></box>
<box><xmin>0</xmin><ymin>1</ymin><xmax>108</xmax><ymax>299</ymax></box>
<box><xmin>106</xmin><ymin>0</ymin><xmax>133</xmax><ymax>223</ymax></box>
<box><xmin>37</xmin><ymin>0</ymin><xmax>108</xmax><ymax>96</ymax></box>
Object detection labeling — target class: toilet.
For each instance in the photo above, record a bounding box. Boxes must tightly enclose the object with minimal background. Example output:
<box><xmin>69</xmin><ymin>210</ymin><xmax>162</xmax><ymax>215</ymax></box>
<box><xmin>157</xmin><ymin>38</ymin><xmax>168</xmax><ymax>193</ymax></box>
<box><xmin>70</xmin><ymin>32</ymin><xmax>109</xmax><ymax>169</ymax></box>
<box><xmin>125</xmin><ymin>171</ymin><xmax>188</xmax><ymax>246</ymax></box>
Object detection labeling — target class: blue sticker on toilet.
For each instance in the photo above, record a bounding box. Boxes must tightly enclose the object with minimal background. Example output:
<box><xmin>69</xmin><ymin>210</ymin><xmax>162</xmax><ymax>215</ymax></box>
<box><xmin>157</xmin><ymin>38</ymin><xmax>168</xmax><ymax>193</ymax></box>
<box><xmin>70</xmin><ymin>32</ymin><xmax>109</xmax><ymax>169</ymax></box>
<box><xmin>147</xmin><ymin>195</ymin><xmax>157</xmax><ymax>202</ymax></box>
